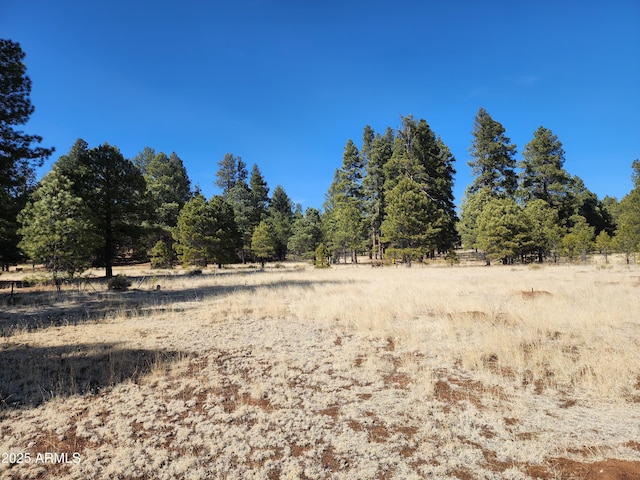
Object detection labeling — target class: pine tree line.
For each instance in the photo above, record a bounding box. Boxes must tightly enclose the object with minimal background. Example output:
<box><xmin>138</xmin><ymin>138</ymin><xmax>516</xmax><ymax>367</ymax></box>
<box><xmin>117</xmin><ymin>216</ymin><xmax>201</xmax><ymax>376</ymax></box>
<box><xmin>323</xmin><ymin>115</ymin><xmax>458</xmax><ymax>265</ymax></box>
<box><xmin>4</xmin><ymin>38</ymin><xmax>640</xmax><ymax>279</ymax></box>
<box><xmin>458</xmin><ymin>108</ymin><xmax>629</xmax><ymax>265</ymax></box>
<box><xmin>10</xmin><ymin>116</ymin><xmax>640</xmax><ymax>279</ymax></box>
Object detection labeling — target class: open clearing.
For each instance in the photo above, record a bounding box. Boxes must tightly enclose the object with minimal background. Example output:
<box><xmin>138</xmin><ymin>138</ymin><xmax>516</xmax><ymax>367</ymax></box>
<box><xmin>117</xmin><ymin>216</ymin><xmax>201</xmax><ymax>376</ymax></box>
<box><xmin>1</xmin><ymin>262</ymin><xmax>640</xmax><ymax>479</ymax></box>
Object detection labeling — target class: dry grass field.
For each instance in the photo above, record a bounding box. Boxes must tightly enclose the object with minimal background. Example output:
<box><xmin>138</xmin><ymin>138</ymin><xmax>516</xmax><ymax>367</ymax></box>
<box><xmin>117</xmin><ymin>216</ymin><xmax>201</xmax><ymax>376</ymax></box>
<box><xmin>1</xmin><ymin>260</ymin><xmax>639</xmax><ymax>479</ymax></box>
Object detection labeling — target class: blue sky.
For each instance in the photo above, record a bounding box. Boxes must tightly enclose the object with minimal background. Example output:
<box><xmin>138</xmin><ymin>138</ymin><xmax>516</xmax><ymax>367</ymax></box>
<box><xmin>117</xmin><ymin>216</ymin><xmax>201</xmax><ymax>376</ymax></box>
<box><xmin>3</xmin><ymin>0</ymin><xmax>639</xmax><ymax>210</ymax></box>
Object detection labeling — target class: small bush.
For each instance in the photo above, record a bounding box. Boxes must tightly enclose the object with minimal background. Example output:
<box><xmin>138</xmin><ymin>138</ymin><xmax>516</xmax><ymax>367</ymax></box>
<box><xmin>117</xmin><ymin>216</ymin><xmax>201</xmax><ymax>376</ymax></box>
<box><xmin>445</xmin><ymin>251</ymin><xmax>460</xmax><ymax>266</ymax></box>
<box><xmin>315</xmin><ymin>244</ymin><xmax>330</xmax><ymax>268</ymax></box>
<box><xmin>187</xmin><ymin>269</ymin><xmax>202</xmax><ymax>276</ymax></box>
<box><xmin>108</xmin><ymin>275</ymin><xmax>131</xmax><ymax>291</ymax></box>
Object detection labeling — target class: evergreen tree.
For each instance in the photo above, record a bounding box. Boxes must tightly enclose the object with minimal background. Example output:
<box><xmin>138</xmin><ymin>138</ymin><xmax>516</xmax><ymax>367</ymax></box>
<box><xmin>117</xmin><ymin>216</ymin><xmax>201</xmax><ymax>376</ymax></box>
<box><xmin>568</xmin><ymin>176</ymin><xmax>616</xmax><ymax>235</ymax></box>
<box><xmin>433</xmin><ymin>137</ymin><xmax>459</xmax><ymax>252</ymax></box>
<box><xmin>150</xmin><ymin>239</ymin><xmax>177</xmax><ymax>268</ymax></box>
<box><xmin>215</xmin><ymin>153</ymin><xmax>247</xmax><ymax>196</ymax></box>
<box><xmin>362</xmin><ymin>127</ymin><xmax>393</xmax><ymax>259</ymax></box>
<box><xmin>323</xmin><ymin>139</ymin><xmax>367</xmax><ymax>263</ymax></box>
<box><xmin>268</xmin><ymin>185</ymin><xmax>293</xmax><ymax>260</ymax></box>
<box><xmin>132</xmin><ymin>146</ymin><xmax>156</xmax><ymax>176</ymax></box>
<box><xmin>249</xmin><ymin>163</ymin><xmax>270</xmax><ymax>225</ymax></box>
<box><xmin>145</xmin><ymin>151</ymin><xmax>191</xmax><ymax>227</ymax></box>
<box><xmin>315</xmin><ymin>243</ymin><xmax>330</xmax><ymax>268</ymax></box>
<box><xmin>518</xmin><ymin>126</ymin><xmax>572</xmax><ymax>206</ymax></box>
<box><xmin>17</xmin><ymin>169</ymin><xmax>99</xmax><ymax>283</ymax></box>
<box><xmin>457</xmin><ymin>188</ymin><xmax>495</xmax><ymax>250</ymax></box>
<box><xmin>380</xmin><ymin>177</ymin><xmax>439</xmax><ymax>265</ymax></box>
<box><xmin>322</xmin><ymin>169</ymin><xmax>342</xmax><ymax>261</ymax></box>
<box><xmin>615</xmin><ymin>160</ymin><xmax>640</xmax><ymax>263</ymax></box>
<box><xmin>172</xmin><ymin>195</ymin><xmax>240</xmax><ymax>268</ymax></box>
<box><xmin>524</xmin><ymin>199</ymin><xmax>563</xmax><ymax>263</ymax></box>
<box><xmin>336</xmin><ymin>139</ymin><xmax>366</xmax><ymax>262</ymax></box>
<box><xmin>55</xmin><ymin>141</ymin><xmax>148</xmax><ymax>277</ymax></box>
<box><xmin>139</xmin><ymin>150</ymin><xmax>192</xmax><ymax>259</ymax></box>
<box><xmin>468</xmin><ymin>107</ymin><xmax>517</xmax><ymax>197</ymax></box>
<box><xmin>476</xmin><ymin>197</ymin><xmax>532</xmax><ymax>264</ymax></box>
<box><xmin>172</xmin><ymin>195</ymin><xmax>209</xmax><ymax>267</ymax></box>
<box><xmin>0</xmin><ymin>39</ymin><xmax>55</xmax><ymax>269</ymax></box>
<box><xmin>384</xmin><ymin>135</ymin><xmax>424</xmax><ymax>192</ymax></box>
<box><xmin>227</xmin><ymin>179</ymin><xmax>254</xmax><ymax>262</ymax></box>
<box><xmin>251</xmin><ymin>220</ymin><xmax>277</xmax><ymax>267</ymax></box>
<box><xmin>602</xmin><ymin>195</ymin><xmax>621</xmax><ymax>226</ymax></box>
<box><xmin>270</xmin><ymin>185</ymin><xmax>293</xmax><ymax>220</ymax></box>
<box><xmin>360</xmin><ymin>125</ymin><xmax>375</xmax><ymax>164</ymax></box>
<box><xmin>382</xmin><ymin>116</ymin><xmax>458</xmax><ymax>255</ymax></box>
<box><xmin>562</xmin><ymin>215</ymin><xmax>594</xmax><ymax>262</ymax></box>
<box><xmin>288</xmin><ymin>207</ymin><xmax>323</xmax><ymax>259</ymax></box>
<box><xmin>595</xmin><ymin>230</ymin><xmax>613</xmax><ymax>263</ymax></box>
<box><xmin>338</xmin><ymin>139</ymin><xmax>364</xmax><ymax>198</ymax></box>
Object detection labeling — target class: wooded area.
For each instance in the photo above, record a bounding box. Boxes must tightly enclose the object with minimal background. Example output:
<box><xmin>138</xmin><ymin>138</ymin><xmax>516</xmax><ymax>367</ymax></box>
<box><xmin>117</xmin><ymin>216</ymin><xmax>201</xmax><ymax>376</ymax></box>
<box><xmin>2</xmin><ymin>39</ymin><xmax>639</xmax><ymax>278</ymax></box>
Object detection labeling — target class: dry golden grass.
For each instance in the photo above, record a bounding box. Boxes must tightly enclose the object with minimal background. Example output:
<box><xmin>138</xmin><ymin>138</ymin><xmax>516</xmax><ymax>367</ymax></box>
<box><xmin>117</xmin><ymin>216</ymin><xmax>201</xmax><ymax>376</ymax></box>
<box><xmin>1</xmin><ymin>261</ymin><xmax>639</xmax><ymax>479</ymax></box>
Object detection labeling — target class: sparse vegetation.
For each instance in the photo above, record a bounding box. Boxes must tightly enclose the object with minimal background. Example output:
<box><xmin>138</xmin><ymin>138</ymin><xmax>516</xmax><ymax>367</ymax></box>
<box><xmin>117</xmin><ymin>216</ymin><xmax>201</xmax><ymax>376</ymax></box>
<box><xmin>1</xmin><ymin>261</ymin><xmax>639</xmax><ymax>479</ymax></box>
<box><xmin>106</xmin><ymin>274</ymin><xmax>131</xmax><ymax>291</ymax></box>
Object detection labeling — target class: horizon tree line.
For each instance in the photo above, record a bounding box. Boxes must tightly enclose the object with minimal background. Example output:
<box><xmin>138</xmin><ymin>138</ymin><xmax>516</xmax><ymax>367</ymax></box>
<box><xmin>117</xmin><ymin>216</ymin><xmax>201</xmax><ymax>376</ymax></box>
<box><xmin>3</xmin><ymin>39</ymin><xmax>640</xmax><ymax>279</ymax></box>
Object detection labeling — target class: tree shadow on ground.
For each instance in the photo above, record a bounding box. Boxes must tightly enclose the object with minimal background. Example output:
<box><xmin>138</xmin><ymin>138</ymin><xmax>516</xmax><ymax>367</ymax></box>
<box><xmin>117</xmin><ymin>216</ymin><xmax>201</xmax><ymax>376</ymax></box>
<box><xmin>0</xmin><ymin>271</ymin><xmax>348</xmax><ymax>336</ymax></box>
<box><xmin>0</xmin><ymin>342</ymin><xmax>186</xmax><ymax>409</ymax></box>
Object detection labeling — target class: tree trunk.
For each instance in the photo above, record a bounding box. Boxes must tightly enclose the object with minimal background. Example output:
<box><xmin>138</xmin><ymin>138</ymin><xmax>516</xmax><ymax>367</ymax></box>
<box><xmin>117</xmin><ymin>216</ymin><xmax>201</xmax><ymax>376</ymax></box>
<box><xmin>105</xmin><ymin>229</ymin><xmax>113</xmax><ymax>278</ymax></box>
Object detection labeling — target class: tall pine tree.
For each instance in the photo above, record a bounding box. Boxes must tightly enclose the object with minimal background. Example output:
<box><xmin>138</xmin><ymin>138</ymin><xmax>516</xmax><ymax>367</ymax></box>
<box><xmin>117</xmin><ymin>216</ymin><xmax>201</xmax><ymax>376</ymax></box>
<box><xmin>323</xmin><ymin>140</ymin><xmax>367</xmax><ymax>263</ymax></box>
<box><xmin>215</xmin><ymin>153</ymin><xmax>247</xmax><ymax>196</ymax></box>
<box><xmin>1</xmin><ymin>40</ymin><xmax>54</xmax><ymax>269</ymax></box>
<box><xmin>382</xmin><ymin>116</ymin><xmax>458</xmax><ymax>255</ymax></box>
<box><xmin>249</xmin><ymin>163</ymin><xmax>270</xmax><ymax>226</ymax></box>
<box><xmin>362</xmin><ymin>127</ymin><xmax>394</xmax><ymax>259</ymax></box>
<box><xmin>518</xmin><ymin>126</ymin><xmax>571</xmax><ymax>207</ymax></box>
<box><xmin>468</xmin><ymin>107</ymin><xmax>517</xmax><ymax>197</ymax></box>
<box><xmin>55</xmin><ymin>140</ymin><xmax>148</xmax><ymax>277</ymax></box>
<box><xmin>268</xmin><ymin>185</ymin><xmax>293</xmax><ymax>261</ymax></box>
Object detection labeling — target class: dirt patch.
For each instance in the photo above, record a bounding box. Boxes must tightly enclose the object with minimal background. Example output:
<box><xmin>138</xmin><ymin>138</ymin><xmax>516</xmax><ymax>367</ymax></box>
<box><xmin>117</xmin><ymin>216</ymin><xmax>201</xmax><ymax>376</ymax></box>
<box><xmin>434</xmin><ymin>375</ymin><xmax>506</xmax><ymax>410</ymax></box>
<box><xmin>320</xmin><ymin>445</ymin><xmax>342</xmax><ymax>472</ymax></box>
<box><xmin>559</xmin><ymin>398</ymin><xmax>577</xmax><ymax>408</ymax></box>
<box><xmin>367</xmin><ymin>423</ymin><xmax>390</xmax><ymax>443</ymax></box>
<box><xmin>383</xmin><ymin>372</ymin><xmax>411</xmax><ymax>389</ymax></box>
<box><xmin>530</xmin><ymin>458</ymin><xmax>640</xmax><ymax>480</ymax></box>
<box><xmin>348</xmin><ymin>419</ymin><xmax>363</xmax><ymax>432</ymax></box>
<box><xmin>626</xmin><ymin>441</ymin><xmax>640</xmax><ymax>452</ymax></box>
<box><xmin>521</xmin><ymin>289</ymin><xmax>553</xmax><ymax>299</ymax></box>
<box><xmin>451</xmin><ymin>468</ymin><xmax>475</xmax><ymax>479</ymax></box>
<box><xmin>317</xmin><ymin>405</ymin><xmax>340</xmax><ymax>419</ymax></box>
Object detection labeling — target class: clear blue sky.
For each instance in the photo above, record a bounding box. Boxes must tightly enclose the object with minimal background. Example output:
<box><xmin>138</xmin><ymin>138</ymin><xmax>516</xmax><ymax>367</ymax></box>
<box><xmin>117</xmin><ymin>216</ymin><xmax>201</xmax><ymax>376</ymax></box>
<box><xmin>3</xmin><ymin>0</ymin><xmax>639</xmax><ymax>210</ymax></box>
